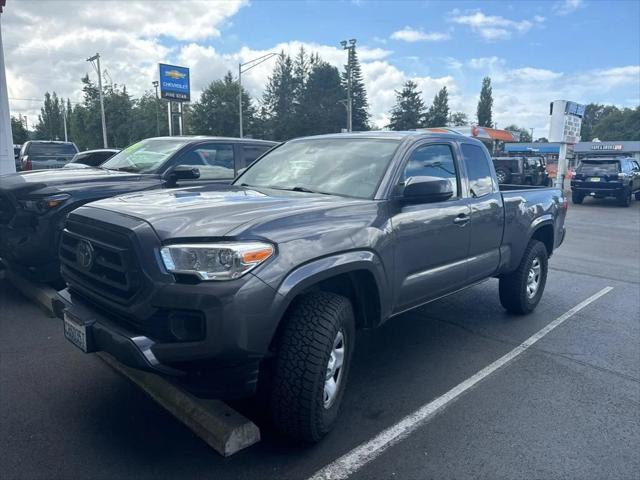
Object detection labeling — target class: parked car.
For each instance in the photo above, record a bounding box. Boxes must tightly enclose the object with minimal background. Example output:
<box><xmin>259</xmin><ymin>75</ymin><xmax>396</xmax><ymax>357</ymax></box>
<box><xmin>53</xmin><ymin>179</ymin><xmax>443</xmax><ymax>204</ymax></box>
<box><xmin>571</xmin><ymin>156</ymin><xmax>640</xmax><ymax>206</ymax></box>
<box><xmin>492</xmin><ymin>155</ymin><xmax>549</xmax><ymax>186</ymax></box>
<box><xmin>13</xmin><ymin>145</ymin><xmax>21</xmax><ymax>171</ymax></box>
<box><xmin>57</xmin><ymin>131</ymin><xmax>567</xmax><ymax>442</ymax></box>
<box><xmin>0</xmin><ymin>136</ymin><xmax>277</xmax><ymax>283</ymax></box>
<box><xmin>19</xmin><ymin>140</ymin><xmax>79</xmax><ymax>170</ymax></box>
<box><xmin>64</xmin><ymin>148</ymin><xmax>121</xmax><ymax>168</ymax></box>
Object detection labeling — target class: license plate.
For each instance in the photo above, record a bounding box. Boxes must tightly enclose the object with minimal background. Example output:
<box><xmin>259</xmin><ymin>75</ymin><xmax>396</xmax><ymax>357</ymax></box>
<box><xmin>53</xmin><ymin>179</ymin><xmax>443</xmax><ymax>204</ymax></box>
<box><xmin>589</xmin><ymin>177</ymin><xmax>601</xmax><ymax>182</ymax></box>
<box><xmin>64</xmin><ymin>312</ymin><xmax>88</xmax><ymax>352</ymax></box>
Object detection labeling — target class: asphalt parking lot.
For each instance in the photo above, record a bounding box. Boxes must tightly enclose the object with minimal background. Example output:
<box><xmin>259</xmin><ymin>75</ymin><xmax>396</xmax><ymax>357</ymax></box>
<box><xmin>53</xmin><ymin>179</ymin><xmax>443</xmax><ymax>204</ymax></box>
<box><xmin>1</xmin><ymin>196</ymin><xmax>639</xmax><ymax>480</ymax></box>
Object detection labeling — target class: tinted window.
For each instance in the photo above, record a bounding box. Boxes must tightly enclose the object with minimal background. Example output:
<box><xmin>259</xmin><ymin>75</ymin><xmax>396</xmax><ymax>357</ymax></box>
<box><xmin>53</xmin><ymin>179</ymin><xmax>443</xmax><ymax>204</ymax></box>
<box><xmin>577</xmin><ymin>161</ymin><xmax>619</xmax><ymax>175</ymax></box>
<box><xmin>632</xmin><ymin>161</ymin><xmax>640</xmax><ymax>171</ymax></box>
<box><xmin>241</xmin><ymin>145</ymin><xmax>270</xmax><ymax>169</ymax></box>
<box><xmin>236</xmin><ymin>138</ymin><xmax>400</xmax><ymax>199</ymax></box>
<box><xmin>177</xmin><ymin>144</ymin><xmax>235</xmax><ymax>180</ymax></box>
<box><xmin>27</xmin><ymin>143</ymin><xmax>77</xmax><ymax>156</ymax></box>
<box><xmin>462</xmin><ymin>143</ymin><xmax>495</xmax><ymax>197</ymax></box>
<box><xmin>73</xmin><ymin>151</ymin><xmax>114</xmax><ymax>166</ymax></box>
<box><xmin>402</xmin><ymin>144</ymin><xmax>458</xmax><ymax>196</ymax></box>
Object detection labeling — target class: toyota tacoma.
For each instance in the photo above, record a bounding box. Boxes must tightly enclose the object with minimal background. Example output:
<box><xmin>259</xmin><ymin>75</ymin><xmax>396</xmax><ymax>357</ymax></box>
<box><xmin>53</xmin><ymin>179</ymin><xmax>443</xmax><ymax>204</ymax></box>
<box><xmin>57</xmin><ymin>131</ymin><xmax>567</xmax><ymax>442</ymax></box>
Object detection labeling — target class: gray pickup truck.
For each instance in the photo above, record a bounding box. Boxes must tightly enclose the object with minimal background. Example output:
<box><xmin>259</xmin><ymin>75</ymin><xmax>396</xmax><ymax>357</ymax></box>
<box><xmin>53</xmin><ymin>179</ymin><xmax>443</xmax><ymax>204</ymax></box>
<box><xmin>58</xmin><ymin>131</ymin><xmax>567</xmax><ymax>442</ymax></box>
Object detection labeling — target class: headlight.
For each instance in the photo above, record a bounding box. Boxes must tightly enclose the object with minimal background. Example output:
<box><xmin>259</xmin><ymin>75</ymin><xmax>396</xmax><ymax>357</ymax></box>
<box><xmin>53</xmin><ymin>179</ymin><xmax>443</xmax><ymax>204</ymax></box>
<box><xmin>160</xmin><ymin>242</ymin><xmax>274</xmax><ymax>281</ymax></box>
<box><xmin>20</xmin><ymin>193</ymin><xmax>71</xmax><ymax>213</ymax></box>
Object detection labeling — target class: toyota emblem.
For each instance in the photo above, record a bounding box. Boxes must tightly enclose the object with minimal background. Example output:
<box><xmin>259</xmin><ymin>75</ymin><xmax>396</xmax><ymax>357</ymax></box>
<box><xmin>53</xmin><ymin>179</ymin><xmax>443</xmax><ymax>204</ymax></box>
<box><xmin>76</xmin><ymin>239</ymin><xmax>94</xmax><ymax>270</ymax></box>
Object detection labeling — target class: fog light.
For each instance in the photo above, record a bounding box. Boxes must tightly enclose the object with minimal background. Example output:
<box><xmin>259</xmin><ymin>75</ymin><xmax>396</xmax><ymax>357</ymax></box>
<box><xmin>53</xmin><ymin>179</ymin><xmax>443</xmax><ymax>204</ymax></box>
<box><xmin>168</xmin><ymin>311</ymin><xmax>205</xmax><ymax>342</ymax></box>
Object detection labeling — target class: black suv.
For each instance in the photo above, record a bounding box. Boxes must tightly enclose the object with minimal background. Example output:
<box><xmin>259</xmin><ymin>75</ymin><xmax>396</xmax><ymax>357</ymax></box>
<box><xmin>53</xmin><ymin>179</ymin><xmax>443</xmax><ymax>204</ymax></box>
<box><xmin>492</xmin><ymin>156</ymin><xmax>549</xmax><ymax>186</ymax></box>
<box><xmin>0</xmin><ymin>136</ymin><xmax>277</xmax><ymax>282</ymax></box>
<box><xmin>571</xmin><ymin>157</ymin><xmax>640</xmax><ymax>206</ymax></box>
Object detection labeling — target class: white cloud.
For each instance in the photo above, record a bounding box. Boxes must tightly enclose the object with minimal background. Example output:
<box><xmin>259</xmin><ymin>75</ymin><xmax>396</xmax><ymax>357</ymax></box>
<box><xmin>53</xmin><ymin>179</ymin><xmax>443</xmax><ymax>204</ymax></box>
<box><xmin>390</xmin><ymin>27</ymin><xmax>451</xmax><ymax>43</ymax></box>
<box><xmin>450</xmin><ymin>9</ymin><xmax>544</xmax><ymax>40</ymax></box>
<box><xmin>553</xmin><ymin>0</ymin><xmax>585</xmax><ymax>16</ymax></box>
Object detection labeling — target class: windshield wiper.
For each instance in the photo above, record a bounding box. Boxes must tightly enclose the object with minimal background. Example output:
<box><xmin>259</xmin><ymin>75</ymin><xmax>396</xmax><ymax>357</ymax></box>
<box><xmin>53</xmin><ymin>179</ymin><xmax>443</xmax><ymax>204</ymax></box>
<box><xmin>266</xmin><ymin>185</ymin><xmax>334</xmax><ymax>195</ymax></box>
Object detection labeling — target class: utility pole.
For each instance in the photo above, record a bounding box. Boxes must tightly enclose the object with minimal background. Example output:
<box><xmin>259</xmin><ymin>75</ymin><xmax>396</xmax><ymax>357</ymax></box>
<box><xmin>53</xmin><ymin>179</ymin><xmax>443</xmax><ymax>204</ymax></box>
<box><xmin>340</xmin><ymin>39</ymin><xmax>356</xmax><ymax>132</ymax></box>
<box><xmin>86</xmin><ymin>53</ymin><xmax>108</xmax><ymax>147</ymax></box>
<box><xmin>0</xmin><ymin>1</ymin><xmax>16</xmax><ymax>175</ymax></box>
<box><xmin>238</xmin><ymin>52</ymin><xmax>280</xmax><ymax>138</ymax></box>
<box><xmin>152</xmin><ymin>80</ymin><xmax>160</xmax><ymax>137</ymax></box>
<box><xmin>63</xmin><ymin>108</ymin><xmax>68</xmax><ymax>142</ymax></box>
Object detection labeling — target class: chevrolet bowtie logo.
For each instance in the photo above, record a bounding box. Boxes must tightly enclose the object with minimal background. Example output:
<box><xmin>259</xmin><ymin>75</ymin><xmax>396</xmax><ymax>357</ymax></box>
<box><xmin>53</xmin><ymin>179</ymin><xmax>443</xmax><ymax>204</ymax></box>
<box><xmin>165</xmin><ymin>70</ymin><xmax>187</xmax><ymax>80</ymax></box>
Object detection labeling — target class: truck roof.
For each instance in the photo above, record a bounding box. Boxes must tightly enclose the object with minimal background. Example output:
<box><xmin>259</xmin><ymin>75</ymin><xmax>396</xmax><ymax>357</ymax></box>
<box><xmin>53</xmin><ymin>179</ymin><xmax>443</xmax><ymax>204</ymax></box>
<box><xmin>289</xmin><ymin>130</ymin><xmax>476</xmax><ymax>143</ymax></box>
<box><xmin>150</xmin><ymin>136</ymin><xmax>278</xmax><ymax>145</ymax></box>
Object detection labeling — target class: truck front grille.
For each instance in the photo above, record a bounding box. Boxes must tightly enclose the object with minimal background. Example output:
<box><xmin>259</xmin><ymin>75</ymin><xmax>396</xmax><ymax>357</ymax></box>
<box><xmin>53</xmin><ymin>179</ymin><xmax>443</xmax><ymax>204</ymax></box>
<box><xmin>59</xmin><ymin>219</ymin><xmax>143</xmax><ymax>305</ymax></box>
<box><xmin>0</xmin><ymin>194</ymin><xmax>15</xmax><ymax>225</ymax></box>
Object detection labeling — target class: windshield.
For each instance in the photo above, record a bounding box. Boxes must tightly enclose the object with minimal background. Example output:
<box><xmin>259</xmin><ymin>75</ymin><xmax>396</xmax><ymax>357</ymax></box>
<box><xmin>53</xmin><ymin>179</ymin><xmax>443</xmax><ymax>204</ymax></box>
<box><xmin>234</xmin><ymin>138</ymin><xmax>401</xmax><ymax>199</ymax></box>
<box><xmin>28</xmin><ymin>143</ymin><xmax>77</xmax><ymax>156</ymax></box>
<box><xmin>102</xmin><ymin>138</ymin><xmax>191</xmax><ymax>173</ymax></box>
<box><xmin>577</xmin><ymin>161</ymin><xmax>619</xmax><ymax>175</ymax></box>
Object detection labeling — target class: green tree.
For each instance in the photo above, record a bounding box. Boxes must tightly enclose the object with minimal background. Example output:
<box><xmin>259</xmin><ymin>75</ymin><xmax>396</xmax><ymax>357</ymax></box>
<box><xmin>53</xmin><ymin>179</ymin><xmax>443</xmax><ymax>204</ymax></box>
<box><xmin>11</xmin><ymin>116</ymin><xmax>29</xmax><ymax>144</ymax></box>
<box><xmin>190</xmin><ymin>72</ymin><xmax>255</xmax><ymax>138</ymax></box>
<box><xmin>425</xmin><ymin>86</ymin><xmax>449</xmax><ymax>127</ymax></box>
<box><xmin>387</xmin><ymin>80</ymin><xmax>426</xmax><ymax>131</ymax></box>
<box><xmin>503</xmin><ymin>124</ymin><xmax>532</xmax><ymax>142</ymax></box>
<box><xmin>580</xmin><ymin>103</ymin><xmax>618</xmax><ymax>141</ymax></box>
<box><xmin>34</xmin><ymin>92</ymin><xmax>65</xmax><ymax>140</ymax></box>
<box><xmin>477</xmin><ymin>76</ymin><xmax>493</xmax><ymax>127</ymax></box>
<box><xmin>342</xmin><ymin>47</ymin><xmax>370</xmax><ymax>131</ymax></box>
<box><xmin>448</xmin><ymin>111</ymin><xmax>469</xmax><ymax>126</ymax></box>
<box><xmin>130</xmin><ymin>91</ymin><xmax>169</xmax><ymax>141</ymax></box>
<box><xmin>591</xmin><ymin>106</ymin><xmax>640</xmax><ymax>141</ymax></box>
<box><xmin>298</xmin><ymin>61</ymin><xmax>346</xmax><ymax>135</ymax></box>
<box><xmin>262</xmin><ymin>53</ymin><xmax>297</xmax><ymax>140</ymax></box>
<box><xmin>535</xmin><ymin>137</ymin><xmax>549</xmax><ymax>143</ymax></box>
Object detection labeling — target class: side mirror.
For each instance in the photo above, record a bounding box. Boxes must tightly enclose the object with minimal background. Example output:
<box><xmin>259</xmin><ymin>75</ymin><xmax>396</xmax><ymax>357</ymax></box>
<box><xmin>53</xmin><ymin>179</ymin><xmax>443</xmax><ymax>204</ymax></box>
<box><xmin>165</xmin><ymin>164</ymin><xmax>200</xmax><ymax>185</ymax></box>
<box><xmin>401</xmin><ymin>176</ymin><xmax>453</xmax><ymax>203</ymax></box>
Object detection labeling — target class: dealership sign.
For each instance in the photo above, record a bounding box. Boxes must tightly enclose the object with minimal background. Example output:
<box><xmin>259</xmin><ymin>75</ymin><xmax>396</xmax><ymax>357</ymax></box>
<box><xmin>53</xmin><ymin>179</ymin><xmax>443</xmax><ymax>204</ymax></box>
<box><xmin>159</xmin><ymin>64</ymin><xmax>190</xmax><ymax>102</ymax></box>
<box><xmin>548</xmin><ymin>100</ymin><xmax>585</xmax><ymax>144</ymax></box>
<box><xmin>591</xmin><ymin>144</ymin><xmax>623</xmax><ymax>151</ymax></box>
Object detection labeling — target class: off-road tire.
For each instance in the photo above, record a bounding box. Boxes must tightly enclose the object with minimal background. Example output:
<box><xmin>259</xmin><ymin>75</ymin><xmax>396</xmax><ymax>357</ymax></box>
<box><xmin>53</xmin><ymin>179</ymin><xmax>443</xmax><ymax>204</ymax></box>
<box><xmin>270</xmin><ymin>291</ymin><xmax>355</xmax><ymax>442</ymax></box>
<box><xmin>572</xmin><ymin>192</ymin><xmax>584</xmax><ymax>204</ymax></box>
<box><xmin>495</xmin><ymin>168</ymin><xmax>510</xmax><ymax>184</ymax></box>
<box><xmin>499</xmin><ymin>240</ymin><xmax>548</xmax><ymax>314</ymax></box>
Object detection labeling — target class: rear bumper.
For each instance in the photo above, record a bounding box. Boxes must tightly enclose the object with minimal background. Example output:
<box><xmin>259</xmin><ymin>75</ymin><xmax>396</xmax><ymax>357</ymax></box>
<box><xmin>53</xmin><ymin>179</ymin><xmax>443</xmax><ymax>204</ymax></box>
<box><xmin>571</xmin><ymin>182</ymin><xmax>626</xmax><ymax>195</ymax></box>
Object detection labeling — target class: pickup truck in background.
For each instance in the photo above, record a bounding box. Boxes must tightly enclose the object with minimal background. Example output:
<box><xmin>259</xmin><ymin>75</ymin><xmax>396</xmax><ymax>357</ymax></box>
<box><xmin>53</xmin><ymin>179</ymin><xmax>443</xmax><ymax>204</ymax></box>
<box><xmin>0</xmin><ymin>136</ymin><xmax>276</xmax><ymax>283</ymax></box>
<box><xmin>18</xmin><ymin>140</ymin><xmax>79</xmax><ymax>171</ymax></box>
<box><xmin>57</xmin><ymin>131</ymin><xmax>567</xmax><ymax>442</ymax></box>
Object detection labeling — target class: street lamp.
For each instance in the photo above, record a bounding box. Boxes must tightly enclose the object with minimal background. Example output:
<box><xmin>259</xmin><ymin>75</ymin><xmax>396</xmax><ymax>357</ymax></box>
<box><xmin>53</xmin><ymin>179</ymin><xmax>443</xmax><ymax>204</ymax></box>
<box><xmin>340</xmin><ymin>38</ymin><xmax>357</xmax><ymax>132</ymax></box>
<box><xmin>152</xmin><ymin>80</ymin><xmax>160</xmax><ymax>137</ymax></box>
<box><xmin>238</xmin><ymin>52</ymin><xmax>280</xmax><ymax>138</ymax></box>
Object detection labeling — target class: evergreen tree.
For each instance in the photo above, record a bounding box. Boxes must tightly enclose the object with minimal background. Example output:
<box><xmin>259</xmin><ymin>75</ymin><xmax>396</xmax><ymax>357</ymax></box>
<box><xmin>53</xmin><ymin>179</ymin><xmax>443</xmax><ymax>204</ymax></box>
<box><xmin>477</xmin><ymin>76</ymin><xmax>493</xmax><ymax>127</ymax></box>
<box><xmin>262</xmin><ymin>53</ymin><xmax>296</xmax><ymax>140</ymax></box>
<box><xmin>130</xmin><ymin>91</ymin><xmax>169</xmax><ymax>141</ymax></box>
<box><xmin>190</xmin><ymin>72</ymin><xmax>255</xmax><ymax>138</ymax></box>
<box><xmin>35</xmin><ymin>92</ymin><xmax>65</xmax><ymax>140</ymax></box>
<box><xmin>387</xmin><ymin>80</ymin><xmax>426</xmax><ymax>131</ymax></box>
<box><xmin>298</xmin><ymin>61</ymin><xmax>346</xmax><ymax>135</ymax></box>
<box><xmin>11</xmin><ymin>116</ymin><xmax>29</xmax><ymax>144</ymax></box>
<box><xmin>425</xmin><ymin>86</ymin><xmax>449</xmax><ymax>127</ymax></box>
<box><xmin>448</xmin><ymin>111</ymin><xmax>469</xmax><ymax>126</ymax></box>
<box><xmin>342</xmin><ymin>48</ymin><xmax>370</xmax><ymax>131</ymax></box>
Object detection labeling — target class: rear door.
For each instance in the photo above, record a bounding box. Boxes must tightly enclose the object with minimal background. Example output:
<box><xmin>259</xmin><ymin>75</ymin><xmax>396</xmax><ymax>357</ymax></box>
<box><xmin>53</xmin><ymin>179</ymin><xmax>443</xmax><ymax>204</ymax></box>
<box><xmin>390</xmin><ymin>141</ymin><xmax>471</xmax><ymax>312</ymax></box>
<box><xmin>460</xmin><ymin>142</ymin><xmax>504</xmax><ymax>283</ymax></box>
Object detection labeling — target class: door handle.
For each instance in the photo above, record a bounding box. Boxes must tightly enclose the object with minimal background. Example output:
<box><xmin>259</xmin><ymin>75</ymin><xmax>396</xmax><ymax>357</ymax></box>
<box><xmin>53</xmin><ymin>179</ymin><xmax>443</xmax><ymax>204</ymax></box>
<box><xmin>453</xmin><ymin>214</ymin><xmax>470</xmax><ymax>225</ymax></box>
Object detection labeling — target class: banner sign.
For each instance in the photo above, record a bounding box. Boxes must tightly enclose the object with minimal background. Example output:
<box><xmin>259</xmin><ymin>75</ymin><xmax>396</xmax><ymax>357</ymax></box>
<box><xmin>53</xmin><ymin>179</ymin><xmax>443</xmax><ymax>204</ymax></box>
<box><xmin>159</xmin><ymin>64</ymin><xmax>190</xmax><ymax>102</ymax></box>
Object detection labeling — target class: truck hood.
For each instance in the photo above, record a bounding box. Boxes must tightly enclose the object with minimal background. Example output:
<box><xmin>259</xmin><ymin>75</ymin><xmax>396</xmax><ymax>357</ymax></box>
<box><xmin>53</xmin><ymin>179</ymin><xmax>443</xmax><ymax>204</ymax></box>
<box><xmin>85</xmin><ymin>185</ymin><xmax>364</xmax><ymax>241</ymax></box>
<box><xmin>0</xmin><ymin>168</ymin><xmax>149</xmax><ymax>198</ymax></box>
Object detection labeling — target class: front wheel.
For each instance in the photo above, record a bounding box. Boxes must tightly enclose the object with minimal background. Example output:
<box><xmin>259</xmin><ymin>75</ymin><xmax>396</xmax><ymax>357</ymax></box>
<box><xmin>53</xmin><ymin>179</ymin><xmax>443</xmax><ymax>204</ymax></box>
<box><xmin>270</xmin><ymin>291</ymin><xmax>355</xmax><ymax>442</ymax></box>
<box><xmin>499</xmin><ymin>240</ymin><xmax>549</xmax><ymax>314</ymax></box>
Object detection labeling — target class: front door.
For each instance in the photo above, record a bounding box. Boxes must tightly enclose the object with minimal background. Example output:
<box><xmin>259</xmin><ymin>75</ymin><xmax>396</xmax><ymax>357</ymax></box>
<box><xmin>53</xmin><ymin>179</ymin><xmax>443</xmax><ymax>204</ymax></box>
<box><xmin>390</xmin><ymin>142</ymin><xmax>471</xmax><ymax>313</ymax></box>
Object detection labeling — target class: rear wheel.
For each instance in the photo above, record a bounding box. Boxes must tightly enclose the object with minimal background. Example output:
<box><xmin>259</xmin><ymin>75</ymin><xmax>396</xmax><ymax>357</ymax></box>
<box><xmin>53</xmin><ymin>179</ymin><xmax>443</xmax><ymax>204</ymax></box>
<box><xmin>619</xmin><ymin>188</ymin><xmax>631</xmax><ymax>207</ymax></box>
<box><xmin>499</xmin><ymin>240</ymin><xmax>549</xmax><ymax>314</ymax></box>
<box><xmin>495</xmin><ymin>168</ymin><xmax>510</xmax><ymax>184</ymax></box>
<box><xmin>269</xmin><ymin>291</ymin><xmax>355</xmax><ymax>442</ymax></box>
<box><xmin>572</xmin><ymin>192</ymin><xmax>584</xmax><ymax>204</ymax></box>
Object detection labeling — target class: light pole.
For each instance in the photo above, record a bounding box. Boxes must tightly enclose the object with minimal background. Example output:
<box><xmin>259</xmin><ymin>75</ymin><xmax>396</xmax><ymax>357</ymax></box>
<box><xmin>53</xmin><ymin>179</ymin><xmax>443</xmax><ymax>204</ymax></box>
<box><xmin>152</xmin><ymin>80</ymin><xmax>160</xmax><ymax>137</ymax></box>
<box><xmin>340</xmin><ymin>39</ymin><xmax>356</xmax><ymax>132</ymax></box>
<box><xmin>86</xmin><ymin>53</ymin><xmax>108</xmax><ymax>147</ymax></box>
<box><xmin>238</xmin><ymin>52</ymin><xmax>280</xmax><ymax>138</ymax></box>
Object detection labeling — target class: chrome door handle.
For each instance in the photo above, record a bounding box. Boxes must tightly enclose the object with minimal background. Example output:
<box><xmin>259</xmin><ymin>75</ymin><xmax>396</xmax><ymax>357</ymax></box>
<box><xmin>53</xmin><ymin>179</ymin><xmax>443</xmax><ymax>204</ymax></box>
<box><xmin>453</xmin><ymin>215</ymin><xmax>470</xmax><ymax>225</ymax></box>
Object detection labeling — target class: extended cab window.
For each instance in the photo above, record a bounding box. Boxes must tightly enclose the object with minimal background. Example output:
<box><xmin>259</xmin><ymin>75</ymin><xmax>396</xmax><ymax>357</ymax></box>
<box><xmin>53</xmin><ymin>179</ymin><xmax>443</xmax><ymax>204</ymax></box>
<box><xmin>401</xmin><ymin>144</ymin><xmax>458</xmax><ymax>196</ymax></box>
<box><xmin>178</xmin><ymin>144</ymin><xmax>235</xmax><ymax>180</ymax></box>
<box><xmin>462</xmin><ymin>144</ymin><xmax>495</xmax><ymax>197</ymax></box>
<box><xmin>240</xmin><ymin>145</ymin><xmax>269</xmax><ymax>170</ymax></box>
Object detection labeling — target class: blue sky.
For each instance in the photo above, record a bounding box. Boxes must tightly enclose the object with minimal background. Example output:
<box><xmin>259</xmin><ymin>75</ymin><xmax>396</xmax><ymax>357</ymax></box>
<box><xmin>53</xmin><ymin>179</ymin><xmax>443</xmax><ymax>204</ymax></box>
<box><xmin>4</xmin><ymin>0</ymin><xmax>640</xmax><ymax>133</ymax></box>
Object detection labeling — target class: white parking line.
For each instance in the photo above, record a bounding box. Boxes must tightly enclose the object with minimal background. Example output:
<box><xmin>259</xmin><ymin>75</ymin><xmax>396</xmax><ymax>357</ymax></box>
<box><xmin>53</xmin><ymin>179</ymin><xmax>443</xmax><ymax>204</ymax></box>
<box><xmin>309</xmin><ymin>286</ymin><xmax>614</xmax><ymax>480</ymax></box>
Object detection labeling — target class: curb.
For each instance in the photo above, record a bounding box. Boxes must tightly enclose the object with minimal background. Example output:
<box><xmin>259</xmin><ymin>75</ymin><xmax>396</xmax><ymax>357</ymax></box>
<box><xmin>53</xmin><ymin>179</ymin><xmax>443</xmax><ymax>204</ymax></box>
<box><xmin>5</xmin><ymin>268</ymin><xmax>62</xmax><ymax>317</ymax></box>
<box><xmin>97</xmin><ymin>352</ymin><xmax>261</xmax><ymax>457</ymax></box>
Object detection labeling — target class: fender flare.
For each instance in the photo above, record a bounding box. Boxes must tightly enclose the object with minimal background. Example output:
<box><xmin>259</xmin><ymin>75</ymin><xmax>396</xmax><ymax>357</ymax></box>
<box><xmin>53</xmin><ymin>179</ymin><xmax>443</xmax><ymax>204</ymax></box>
<box><xmin>266</xmin><ymin>250</ymin><xmax>390</xmax><ymax>337</ymax></box>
